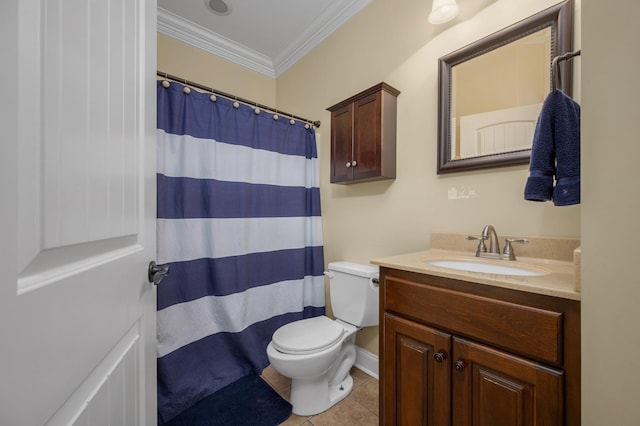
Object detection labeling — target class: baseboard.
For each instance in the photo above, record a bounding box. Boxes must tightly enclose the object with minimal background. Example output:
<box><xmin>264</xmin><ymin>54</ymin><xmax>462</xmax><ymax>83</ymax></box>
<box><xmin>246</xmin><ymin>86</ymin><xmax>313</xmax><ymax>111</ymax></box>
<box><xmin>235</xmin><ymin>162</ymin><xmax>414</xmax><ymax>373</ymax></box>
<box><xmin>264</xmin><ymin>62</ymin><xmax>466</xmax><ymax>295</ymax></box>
<box><xmin>354</xmin><ymin>346</ymin><xmax>379</xmax><ymax>380</ymax></box>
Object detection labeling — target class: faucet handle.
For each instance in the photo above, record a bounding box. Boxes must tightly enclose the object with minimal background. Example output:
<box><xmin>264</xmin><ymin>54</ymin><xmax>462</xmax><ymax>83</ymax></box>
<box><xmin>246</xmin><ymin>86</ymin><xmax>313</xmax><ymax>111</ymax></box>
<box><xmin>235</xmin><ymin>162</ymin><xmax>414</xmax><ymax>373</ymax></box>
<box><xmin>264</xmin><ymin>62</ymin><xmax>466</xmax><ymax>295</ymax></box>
<box><xmin>503</xmin><ymin>238</ymin><xmax>528</xmax><ymax>260</ymax></box>
<box><xmin>467</xmin><ymin>235</ymin><xmax>488</xmax><ymax>254</ymax></box>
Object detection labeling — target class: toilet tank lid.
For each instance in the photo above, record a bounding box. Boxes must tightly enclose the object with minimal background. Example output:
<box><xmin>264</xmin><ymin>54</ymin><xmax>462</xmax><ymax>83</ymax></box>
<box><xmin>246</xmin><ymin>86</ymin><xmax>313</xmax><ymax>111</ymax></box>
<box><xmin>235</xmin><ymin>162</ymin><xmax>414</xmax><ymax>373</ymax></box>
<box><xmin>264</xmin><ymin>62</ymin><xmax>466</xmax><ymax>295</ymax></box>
<box><xmin>327</xmin><ymin>261</ymin><xmax>379</xmax><ymax>278</ymax></box>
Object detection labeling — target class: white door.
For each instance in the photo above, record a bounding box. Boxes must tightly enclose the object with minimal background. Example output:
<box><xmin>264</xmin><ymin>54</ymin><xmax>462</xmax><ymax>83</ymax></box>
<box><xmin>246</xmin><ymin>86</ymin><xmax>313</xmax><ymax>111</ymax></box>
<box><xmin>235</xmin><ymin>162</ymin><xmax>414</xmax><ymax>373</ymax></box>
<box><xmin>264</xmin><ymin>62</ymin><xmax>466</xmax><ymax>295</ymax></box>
<box><xmin>0</xmin><ymin>0</ymin><xmax>157</xmax><ymax>425</ymax></box>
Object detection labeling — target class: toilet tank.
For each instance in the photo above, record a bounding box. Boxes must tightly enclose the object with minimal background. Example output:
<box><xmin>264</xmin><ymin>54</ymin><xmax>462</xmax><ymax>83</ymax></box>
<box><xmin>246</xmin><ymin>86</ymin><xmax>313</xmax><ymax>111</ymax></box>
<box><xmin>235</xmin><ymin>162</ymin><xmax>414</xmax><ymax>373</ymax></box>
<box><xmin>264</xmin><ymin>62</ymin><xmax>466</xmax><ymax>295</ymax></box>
<box><xmin>327</xmin><ymin>261</ymin><xmax>379</xmax><ymax>327</ymax></box>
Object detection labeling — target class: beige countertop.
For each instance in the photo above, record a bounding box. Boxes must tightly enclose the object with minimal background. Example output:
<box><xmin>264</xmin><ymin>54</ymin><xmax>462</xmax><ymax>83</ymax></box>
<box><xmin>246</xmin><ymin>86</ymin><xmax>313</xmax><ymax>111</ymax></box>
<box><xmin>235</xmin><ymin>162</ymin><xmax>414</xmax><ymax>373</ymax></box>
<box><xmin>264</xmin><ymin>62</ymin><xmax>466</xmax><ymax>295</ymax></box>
<box><xmin>371</xmin><ymin>248</ymin><xmax>580</xmax><ymax>301</ymax></box>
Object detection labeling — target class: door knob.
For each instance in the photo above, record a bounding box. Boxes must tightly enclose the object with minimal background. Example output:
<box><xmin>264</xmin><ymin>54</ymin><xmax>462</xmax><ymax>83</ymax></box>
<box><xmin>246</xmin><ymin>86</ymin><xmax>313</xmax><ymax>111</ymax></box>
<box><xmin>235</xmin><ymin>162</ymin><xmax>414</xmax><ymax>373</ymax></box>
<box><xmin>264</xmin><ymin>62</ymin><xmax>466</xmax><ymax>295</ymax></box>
<box><xmin>454</xmin><ymin>360</ymin><xmax>466</xmax><ymax>372</ymax></box>
<box><xmin>148</xmin><ymin>261</ymin><xmax>170</xmax><ymax>285</ymax></box>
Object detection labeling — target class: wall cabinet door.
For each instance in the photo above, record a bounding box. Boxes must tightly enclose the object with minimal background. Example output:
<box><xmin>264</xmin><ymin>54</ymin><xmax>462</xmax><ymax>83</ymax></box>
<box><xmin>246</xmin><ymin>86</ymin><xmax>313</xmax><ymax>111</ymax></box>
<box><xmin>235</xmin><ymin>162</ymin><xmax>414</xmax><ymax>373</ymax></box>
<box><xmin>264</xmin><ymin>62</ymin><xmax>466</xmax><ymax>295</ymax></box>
<box><xmin>329</xmin><ymin>103</ymin><xmax>354</xmax><ymax>183</ymax></box>
<box><xmin>327</xmin><ymin>82</ymin><xmax>399</xmax><ymax>184</ymax></box>
<box><xmin>383</xmin><ymin>314</ymin><xmax>451</xmax><ymax>426</ymax></box>
<box><xmin>452</xmin><ymin>337</ymin><xmax>564</xmax><ymax>426</ymax></box>
<box><xmin>352</xmin><ymin>91</ymin><xmax>382</xmax><ymax>181</ymax></box>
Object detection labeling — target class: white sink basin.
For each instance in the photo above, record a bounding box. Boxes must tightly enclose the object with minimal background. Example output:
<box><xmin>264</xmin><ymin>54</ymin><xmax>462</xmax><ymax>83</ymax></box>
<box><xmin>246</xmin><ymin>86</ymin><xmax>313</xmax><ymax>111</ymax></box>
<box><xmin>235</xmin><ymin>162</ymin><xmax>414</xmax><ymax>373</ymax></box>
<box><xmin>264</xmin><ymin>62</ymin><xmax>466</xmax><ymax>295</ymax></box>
<box><xmin>426</xmin><ymin>259</ymin><xmax>545</xmax><ymax>276</ymax></box>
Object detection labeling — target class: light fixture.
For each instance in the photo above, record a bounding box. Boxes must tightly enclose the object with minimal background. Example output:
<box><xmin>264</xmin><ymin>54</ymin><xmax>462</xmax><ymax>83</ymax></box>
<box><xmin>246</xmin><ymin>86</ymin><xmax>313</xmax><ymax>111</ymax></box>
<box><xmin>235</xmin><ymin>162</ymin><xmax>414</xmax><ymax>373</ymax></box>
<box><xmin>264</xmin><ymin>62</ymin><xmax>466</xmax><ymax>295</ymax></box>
<box><xmin>207</xmin><ymin>0</ymin><xmax>231</xmax><ymax>16</ymax></box>
<box><xmin>428</xmin><ymin>0</ymin><xmax>460</xmax><ymax>24</ymax></box>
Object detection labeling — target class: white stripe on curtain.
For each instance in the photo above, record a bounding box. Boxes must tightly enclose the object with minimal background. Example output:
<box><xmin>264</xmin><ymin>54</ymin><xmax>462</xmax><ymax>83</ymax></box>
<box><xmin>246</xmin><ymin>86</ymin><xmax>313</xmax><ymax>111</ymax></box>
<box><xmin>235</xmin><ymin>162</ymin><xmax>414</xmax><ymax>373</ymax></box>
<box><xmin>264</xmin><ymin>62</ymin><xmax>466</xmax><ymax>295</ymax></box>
<box><xmin>157</xmin><ymin>275</ymin><xmax>325</xmax><ymax>357</ymax></box>
<box><xmin>157</xmin><ymin>216</ymin><xmax>324</xmax><ymax>263</ymax></box>
<box><xmin>158</xmin><ymin>130</ymin><xmax>320</xmax><ymax>188</ymax></box>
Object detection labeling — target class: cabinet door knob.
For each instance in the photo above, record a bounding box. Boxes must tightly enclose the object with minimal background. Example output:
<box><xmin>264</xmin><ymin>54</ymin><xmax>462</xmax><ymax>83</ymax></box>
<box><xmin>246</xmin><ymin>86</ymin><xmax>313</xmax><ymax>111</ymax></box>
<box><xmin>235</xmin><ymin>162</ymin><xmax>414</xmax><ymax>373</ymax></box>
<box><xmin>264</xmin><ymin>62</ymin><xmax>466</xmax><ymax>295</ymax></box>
<box><xmin>433</xmin><ymin>352</ymin><xmax>447</xmax><ymax>363</ymax></box>
<box><xmin>351</xmin><ymin>160</ymin><xmax>357</xmax><ymax>167</ymax></box>
<box><xmin>454</xmin><ymin>360</ymin><xmax>466</xmax><ymax>372</ymax></box>
<box><xmin>346</xmin><ymin>161</ymin><xmax>352</xmax><ymax>167</ymax></box>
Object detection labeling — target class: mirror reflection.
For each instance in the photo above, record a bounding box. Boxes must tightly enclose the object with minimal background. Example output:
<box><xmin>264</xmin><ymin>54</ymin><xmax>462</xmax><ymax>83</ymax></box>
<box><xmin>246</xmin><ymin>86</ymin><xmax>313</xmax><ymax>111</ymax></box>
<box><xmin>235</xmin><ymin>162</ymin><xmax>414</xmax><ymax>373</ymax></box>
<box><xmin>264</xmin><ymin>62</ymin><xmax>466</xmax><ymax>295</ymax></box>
<box><xmin>451</xmin><ymin>28</ymin><xmax>550</xmax><ymax>160</ymax></box>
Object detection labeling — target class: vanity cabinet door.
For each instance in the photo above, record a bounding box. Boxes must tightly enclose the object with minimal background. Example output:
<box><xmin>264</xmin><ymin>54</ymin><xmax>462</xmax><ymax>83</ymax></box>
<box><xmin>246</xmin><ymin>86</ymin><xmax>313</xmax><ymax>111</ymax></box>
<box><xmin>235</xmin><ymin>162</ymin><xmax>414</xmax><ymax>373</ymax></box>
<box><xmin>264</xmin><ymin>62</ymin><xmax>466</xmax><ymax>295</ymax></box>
<box><xmin>452</xmin><ymin>337</ymin><xmax>564</xmax><ymax>426</ymax></box>
<box><xmin>383</xmin><ymin>314</ymin><xmax>451</xmax><ymax>426</ymax></box>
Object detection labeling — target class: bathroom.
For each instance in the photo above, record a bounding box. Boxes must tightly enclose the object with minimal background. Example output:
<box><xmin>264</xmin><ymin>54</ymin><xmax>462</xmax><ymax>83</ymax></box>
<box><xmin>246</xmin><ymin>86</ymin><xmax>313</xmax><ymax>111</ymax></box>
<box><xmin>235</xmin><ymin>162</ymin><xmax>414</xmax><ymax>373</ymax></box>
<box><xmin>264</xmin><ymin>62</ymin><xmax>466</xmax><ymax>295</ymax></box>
<box><xmin>156</xmin><ymin>0</ymin><xmax>639</xmax><ymax>423</ymax></box>
<box><xmin>1</xmin><ymin>0</ymin><xmax>639</xmax><ymax>424</ymax></box>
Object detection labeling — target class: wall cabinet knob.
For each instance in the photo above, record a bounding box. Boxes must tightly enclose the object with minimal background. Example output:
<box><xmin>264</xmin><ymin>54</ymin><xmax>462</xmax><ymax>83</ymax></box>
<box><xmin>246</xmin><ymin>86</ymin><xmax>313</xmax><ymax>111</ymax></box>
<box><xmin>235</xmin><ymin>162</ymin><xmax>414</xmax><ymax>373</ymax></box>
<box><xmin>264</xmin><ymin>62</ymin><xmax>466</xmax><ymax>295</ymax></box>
<box><xmin>346</xmin><ymin>161</ymin><xmax>352</xmax><ymax>167</ymax></box>
<box><xmin>351</xmin><ymin>160</ymin><xmax>357</xmax><ymax>167</ymax></box>
<box><xmin>454</xmin><ymin>360</ymin><xmax>466</xmax><ymax>372</ymax></box>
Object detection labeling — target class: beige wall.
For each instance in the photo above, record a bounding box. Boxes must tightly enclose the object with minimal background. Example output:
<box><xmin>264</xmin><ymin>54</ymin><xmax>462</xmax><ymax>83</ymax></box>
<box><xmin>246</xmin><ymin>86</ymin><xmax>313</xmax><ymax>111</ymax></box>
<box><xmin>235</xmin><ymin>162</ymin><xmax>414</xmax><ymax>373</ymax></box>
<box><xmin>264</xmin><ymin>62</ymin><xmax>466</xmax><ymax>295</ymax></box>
<box><xmin>276</xmin><ymin>0</ymin><xmax>580</xmax><ymax>354</ymax></box>
<box><xmin>582</xmin><ymin>1</ymin><xmax>640</xmax><ymax>424</ymax></box>
<box><xmin>157</xmin><ymin>33</ymin><xmax>276</xmax><ymax>106</ymax></box>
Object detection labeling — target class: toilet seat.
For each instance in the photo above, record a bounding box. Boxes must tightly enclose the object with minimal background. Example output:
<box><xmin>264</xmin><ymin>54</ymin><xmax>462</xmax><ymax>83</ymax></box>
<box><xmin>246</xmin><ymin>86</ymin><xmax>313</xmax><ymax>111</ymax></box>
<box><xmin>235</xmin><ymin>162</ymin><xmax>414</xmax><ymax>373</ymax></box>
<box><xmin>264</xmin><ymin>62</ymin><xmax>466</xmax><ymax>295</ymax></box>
<box><xmin>272</xmin><ymin>316</ymin><xmax>345</xmax><ymax>355</ymax></box>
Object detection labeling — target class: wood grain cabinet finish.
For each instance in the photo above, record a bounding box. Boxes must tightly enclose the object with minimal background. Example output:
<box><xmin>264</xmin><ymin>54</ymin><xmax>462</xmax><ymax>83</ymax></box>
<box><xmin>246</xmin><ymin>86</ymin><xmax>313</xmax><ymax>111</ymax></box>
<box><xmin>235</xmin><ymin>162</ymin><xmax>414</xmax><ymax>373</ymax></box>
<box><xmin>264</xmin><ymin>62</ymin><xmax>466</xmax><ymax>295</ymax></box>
<box><xmin>384</xmin><ymin>314</ymin><xmax>451</xmax><ymax>426</ymax></box>
<box><xmin>380</xmin><ymin>267</ymin><xmax>580</xmax><ymax>426</ymax></box>
<box><xmin>327</xmin><ymin>83</ymin><xmax>400</xmax><ymax>184</ymax></box>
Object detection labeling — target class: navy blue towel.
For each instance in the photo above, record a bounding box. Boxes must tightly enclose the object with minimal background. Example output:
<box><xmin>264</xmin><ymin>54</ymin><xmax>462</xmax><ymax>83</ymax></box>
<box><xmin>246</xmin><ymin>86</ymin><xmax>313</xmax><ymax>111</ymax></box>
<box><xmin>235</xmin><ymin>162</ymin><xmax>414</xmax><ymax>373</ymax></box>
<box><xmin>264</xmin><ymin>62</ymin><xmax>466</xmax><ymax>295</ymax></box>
<box><xmin>524</xmin><ymin>90</ymin><xmax>581</xmax><ymax>206</ymax></box>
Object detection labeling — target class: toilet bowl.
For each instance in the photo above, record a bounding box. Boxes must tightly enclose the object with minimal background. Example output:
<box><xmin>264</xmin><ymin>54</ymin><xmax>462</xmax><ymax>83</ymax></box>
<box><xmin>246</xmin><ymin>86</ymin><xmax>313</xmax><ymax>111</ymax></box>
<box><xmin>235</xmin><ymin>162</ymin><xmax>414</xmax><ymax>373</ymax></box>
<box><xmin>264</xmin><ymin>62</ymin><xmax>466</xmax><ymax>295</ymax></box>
<box><xmin>266</xmin><ymin>261</ymin><xmax>379</xmax><ymax>416</ymax></box>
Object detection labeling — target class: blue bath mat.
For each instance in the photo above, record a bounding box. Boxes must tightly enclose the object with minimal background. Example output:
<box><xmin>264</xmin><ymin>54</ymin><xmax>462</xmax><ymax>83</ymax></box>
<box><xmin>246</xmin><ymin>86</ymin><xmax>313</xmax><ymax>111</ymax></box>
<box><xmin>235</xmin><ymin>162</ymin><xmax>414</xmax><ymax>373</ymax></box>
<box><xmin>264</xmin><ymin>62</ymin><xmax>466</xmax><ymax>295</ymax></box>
<box><xmin>161</xmin><ymin>374</ymin><xmax>292</xmax><ymax>426</ymax></box>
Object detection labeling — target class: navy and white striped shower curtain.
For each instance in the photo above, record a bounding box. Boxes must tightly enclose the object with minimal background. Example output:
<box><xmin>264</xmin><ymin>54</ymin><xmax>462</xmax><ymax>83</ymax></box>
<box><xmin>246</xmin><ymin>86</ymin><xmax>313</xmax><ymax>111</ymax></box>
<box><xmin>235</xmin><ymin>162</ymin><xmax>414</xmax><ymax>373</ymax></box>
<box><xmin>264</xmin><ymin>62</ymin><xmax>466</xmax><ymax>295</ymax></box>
<box><xmin>156</xmin><ymin>81</ymin><xmax>325</xmax><ymax>423</ymax></box>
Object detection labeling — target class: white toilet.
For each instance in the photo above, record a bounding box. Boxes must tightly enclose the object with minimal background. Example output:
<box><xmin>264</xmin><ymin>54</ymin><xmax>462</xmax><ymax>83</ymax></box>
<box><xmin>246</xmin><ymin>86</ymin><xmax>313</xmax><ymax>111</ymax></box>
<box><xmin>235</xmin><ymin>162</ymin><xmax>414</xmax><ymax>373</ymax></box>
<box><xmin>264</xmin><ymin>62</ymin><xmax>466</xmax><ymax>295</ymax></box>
<box><xmin>266</xmin><ymin>261</ymin><xmax>379</xmax><ymax>416</ymax></box>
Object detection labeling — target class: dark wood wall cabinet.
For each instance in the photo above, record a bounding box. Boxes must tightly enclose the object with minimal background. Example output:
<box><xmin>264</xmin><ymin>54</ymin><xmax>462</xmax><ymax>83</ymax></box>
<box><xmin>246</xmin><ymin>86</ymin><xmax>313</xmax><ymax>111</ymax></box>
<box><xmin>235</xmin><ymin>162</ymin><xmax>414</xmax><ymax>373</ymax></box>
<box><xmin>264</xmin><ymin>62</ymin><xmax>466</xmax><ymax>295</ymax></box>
<box><xmin>380</xmin><ymin>267</ymin><xmax>580</xmax><ymax>425</ymax></box>
<box><xmin>327</xmin><ymin>83</ymin><xmax>400</xmax><ymax>184</ymax></box>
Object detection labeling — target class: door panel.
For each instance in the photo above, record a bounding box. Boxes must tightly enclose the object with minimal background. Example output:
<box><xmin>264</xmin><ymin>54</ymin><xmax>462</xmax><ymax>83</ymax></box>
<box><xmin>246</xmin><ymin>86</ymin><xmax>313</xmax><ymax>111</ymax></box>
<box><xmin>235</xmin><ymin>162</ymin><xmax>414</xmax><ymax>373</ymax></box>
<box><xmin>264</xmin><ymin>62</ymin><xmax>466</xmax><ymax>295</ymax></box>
<box><xmin>1</xmin><ymin>0</ymin><xmax>157</xmax><ymax>424</ymax></box>
<box><xmin>383</xmin><ymin>314</ymin><xmax>451</xmax><ymax>426</ymax></box>
<box><xmin>452</xmin><ymin>337</ymin><xmax>563</xmax><ymax>426</ymax></box>
<box><xmin>353</xmin><ymin>92</ymin><xmax>381</xmax><ymax>180</ymax></box>
<box><xmin>330</xmin><ymin>104</ymin><xmax>353</xmax><ymax>182</ymax></box>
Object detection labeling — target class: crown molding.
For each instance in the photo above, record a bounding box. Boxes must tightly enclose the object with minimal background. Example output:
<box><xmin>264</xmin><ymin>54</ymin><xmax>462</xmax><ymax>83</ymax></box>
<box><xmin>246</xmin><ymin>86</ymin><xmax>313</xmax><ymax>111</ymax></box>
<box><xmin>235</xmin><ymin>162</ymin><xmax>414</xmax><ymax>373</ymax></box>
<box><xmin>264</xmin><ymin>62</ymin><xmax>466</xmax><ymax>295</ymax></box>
<box><xmin>157</xmin><ymin>7</ymin><xmax>275</xmax><ymax>78</ymax></box>
<box><xmin>273</xmin><ymin>0</ymin><xmax>372</xmax><ymax>77</ymax></box>
<box><xmin>158</xmin><ymin>0</ymin><xmax>372</xmax><ymax>79</ymax></box>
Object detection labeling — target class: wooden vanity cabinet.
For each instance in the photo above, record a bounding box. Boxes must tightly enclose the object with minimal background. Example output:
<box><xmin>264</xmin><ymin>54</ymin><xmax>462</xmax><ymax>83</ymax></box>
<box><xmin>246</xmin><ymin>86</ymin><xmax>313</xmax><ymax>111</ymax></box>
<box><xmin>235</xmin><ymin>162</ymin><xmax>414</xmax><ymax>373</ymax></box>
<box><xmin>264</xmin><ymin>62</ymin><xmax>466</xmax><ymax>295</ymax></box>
<box><xmin>327</xmin><ymin>83</ymin><xmax>400</xmax><ymax>184</ymax></box>
<box><xmin>380</xmin><ymin>267</ymin><xmax>580</xmax><ymax>426</ymax></box>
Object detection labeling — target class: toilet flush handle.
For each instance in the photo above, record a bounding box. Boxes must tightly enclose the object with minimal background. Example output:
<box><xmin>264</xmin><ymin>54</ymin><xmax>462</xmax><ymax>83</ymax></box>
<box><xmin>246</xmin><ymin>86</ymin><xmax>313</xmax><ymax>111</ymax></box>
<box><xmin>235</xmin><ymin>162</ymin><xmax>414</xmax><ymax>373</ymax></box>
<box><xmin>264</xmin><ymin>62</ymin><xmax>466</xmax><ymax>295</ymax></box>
<box><xmin>323</xmin><ymin>271</ymin><xmax>333</xmax><ymax>279</ymax></box>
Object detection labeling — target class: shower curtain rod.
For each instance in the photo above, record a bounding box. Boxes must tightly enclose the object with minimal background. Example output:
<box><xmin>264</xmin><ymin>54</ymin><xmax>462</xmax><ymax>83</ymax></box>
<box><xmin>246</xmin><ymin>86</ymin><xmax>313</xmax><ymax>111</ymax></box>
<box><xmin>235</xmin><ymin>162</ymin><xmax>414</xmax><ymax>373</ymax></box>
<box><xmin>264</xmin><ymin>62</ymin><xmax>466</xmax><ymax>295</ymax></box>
<box><xmin>157</xmin><ymin>71</ymin><xmax>321</xmax><ymax>128</ymax></box>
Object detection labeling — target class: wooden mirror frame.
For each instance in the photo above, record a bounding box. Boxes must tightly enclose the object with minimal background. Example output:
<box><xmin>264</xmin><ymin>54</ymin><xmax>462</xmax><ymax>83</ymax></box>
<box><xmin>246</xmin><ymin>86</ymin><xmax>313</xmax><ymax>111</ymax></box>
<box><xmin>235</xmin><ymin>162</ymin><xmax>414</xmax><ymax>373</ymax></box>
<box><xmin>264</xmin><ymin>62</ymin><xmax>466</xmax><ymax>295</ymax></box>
<box><xmin>437</xmin><ymin>1</ymin><xmax>573</xmax><ymax>174</ymax></box>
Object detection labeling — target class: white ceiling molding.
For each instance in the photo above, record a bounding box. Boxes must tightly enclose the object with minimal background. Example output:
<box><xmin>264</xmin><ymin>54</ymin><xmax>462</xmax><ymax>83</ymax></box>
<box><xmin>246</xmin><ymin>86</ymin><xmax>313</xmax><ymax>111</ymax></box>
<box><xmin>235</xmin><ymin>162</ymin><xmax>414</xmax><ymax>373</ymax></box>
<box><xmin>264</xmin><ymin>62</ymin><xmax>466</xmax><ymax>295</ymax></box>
<box><xmin>158</xmin><ymin>0</ymin><xmax>372</xmax><ymax>79</ymax></box>
<box><xmin>273</xmin><ymin>0</ymin><xmax>372</xmax><ymax>77</ymax></box>
<box><xmin>157</xmin><ymin>7</ymin><xmax>275</xmax><ymax>78</ymax></box>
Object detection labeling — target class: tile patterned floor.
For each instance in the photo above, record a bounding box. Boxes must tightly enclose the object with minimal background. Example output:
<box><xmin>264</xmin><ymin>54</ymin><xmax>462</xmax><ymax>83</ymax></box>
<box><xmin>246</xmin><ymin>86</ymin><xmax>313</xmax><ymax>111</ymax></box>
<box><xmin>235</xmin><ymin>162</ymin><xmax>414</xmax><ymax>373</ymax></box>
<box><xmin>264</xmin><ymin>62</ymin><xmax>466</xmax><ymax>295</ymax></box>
<box><xmin>261</xmin><ymin>366</ymin><xmax>379</xmax><ymax>426</ymax></box>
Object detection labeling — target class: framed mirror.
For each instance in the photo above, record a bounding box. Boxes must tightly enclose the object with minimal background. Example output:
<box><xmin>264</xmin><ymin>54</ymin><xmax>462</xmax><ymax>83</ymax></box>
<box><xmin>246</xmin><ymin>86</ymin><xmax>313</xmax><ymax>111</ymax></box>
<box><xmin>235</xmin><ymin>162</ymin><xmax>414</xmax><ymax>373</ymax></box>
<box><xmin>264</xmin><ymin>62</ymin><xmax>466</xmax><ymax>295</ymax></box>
<box><xmin>437</xmin><ymin>1</ymin><xmax>573</xmax><ymax>174</ymax></box>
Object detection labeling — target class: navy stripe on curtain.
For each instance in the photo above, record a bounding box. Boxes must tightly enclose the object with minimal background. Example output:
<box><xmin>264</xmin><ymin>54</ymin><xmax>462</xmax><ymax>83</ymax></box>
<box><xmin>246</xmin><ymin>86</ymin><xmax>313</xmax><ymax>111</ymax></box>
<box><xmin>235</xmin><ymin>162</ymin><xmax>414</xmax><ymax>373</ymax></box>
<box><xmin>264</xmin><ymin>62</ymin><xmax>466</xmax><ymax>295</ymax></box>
<box><xmin>157</xmin><ymin>175</ymin><xmax>321</xmax><ymax>218</ymax></box>
<box><xmin>156</xmin><ymin>81</ymin><xmax>325</xmax><ymax>423</ymax></box>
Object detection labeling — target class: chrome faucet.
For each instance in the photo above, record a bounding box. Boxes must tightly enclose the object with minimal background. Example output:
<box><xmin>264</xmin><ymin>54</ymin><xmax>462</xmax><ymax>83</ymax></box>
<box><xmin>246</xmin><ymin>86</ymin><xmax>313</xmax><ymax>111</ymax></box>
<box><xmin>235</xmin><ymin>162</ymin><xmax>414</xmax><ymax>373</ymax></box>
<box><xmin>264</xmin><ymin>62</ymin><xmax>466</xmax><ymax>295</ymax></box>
<box><xmin>482</xmin><ymin>225</ymin><xmax>500</xmax><ymax>255</ymax></box>
<box><xmin>467</xmin><ymin>225</ymin><xmax>528</xmax><ymax>261</ymax></box>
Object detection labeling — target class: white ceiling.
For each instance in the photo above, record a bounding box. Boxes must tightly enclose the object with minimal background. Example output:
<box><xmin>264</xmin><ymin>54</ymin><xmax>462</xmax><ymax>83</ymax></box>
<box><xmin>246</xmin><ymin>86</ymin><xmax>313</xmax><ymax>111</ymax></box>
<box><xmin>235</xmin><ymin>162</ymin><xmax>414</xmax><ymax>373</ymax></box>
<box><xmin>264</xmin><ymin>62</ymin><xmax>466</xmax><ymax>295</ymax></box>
<box><xmin>157</xmin><ymin>0</ymin><xmax>373</xmax><ymax>78</ymax></box>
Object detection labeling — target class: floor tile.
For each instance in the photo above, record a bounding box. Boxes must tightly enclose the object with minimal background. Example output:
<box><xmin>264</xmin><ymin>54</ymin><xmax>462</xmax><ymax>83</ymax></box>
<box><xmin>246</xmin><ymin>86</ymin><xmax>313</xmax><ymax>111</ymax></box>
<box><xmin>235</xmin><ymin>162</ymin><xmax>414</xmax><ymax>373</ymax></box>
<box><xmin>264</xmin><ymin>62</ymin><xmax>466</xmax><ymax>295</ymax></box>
<box><xmin>307</xmin><ymin>397</ymin><xmax>378</xmax><ymax>426</ymax></box>
<box><xmin>264</xmin><ymin>365</ymin><xmax>379</xmax><ymax>426</ymax></box>
<box><xmin>262</xmin><ymin>365</ymin><xmax>293</xmax><ymax>394</ymax></box>
<box><xmin>351</xmin><ymin>378</ymin><xmax>379</xmax><ymax>415</ymax></box>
